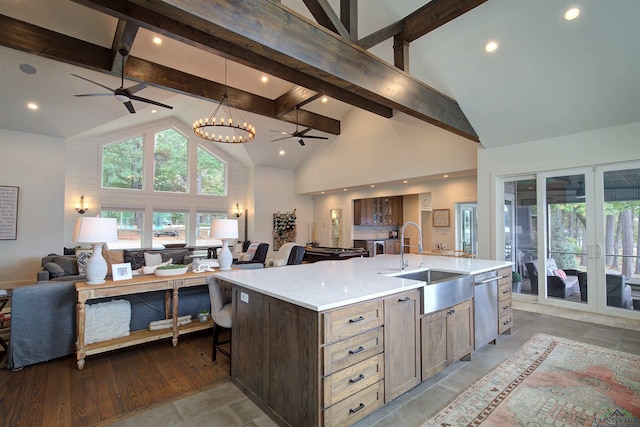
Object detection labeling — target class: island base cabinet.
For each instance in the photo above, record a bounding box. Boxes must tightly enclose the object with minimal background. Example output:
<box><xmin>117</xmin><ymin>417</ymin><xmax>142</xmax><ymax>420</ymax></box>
<box><xmin>323</xmin><ymin>381</ymin><xmax>384</xmax><ymax>427</ymax></box>
<box><xmin>383</xmin><ymin>289</ymin><xmax>420</xmax><ymax>402</ymax></box>
<box><xmin>421</xmin><ymin>300</ymin><xmax>474</xmax><ymax>381</ymax></box>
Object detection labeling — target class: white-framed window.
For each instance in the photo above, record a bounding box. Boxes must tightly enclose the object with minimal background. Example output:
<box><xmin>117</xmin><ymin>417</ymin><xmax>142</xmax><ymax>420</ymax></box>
<box><xmin>101</xmin><ymin>208</ymin><xmax>144</xmax><ymax>249</ymax></box>
<box><xmin>102</xmin><ymin>135</ymin><xmax>144</xmax><ymax>189</ymax></box>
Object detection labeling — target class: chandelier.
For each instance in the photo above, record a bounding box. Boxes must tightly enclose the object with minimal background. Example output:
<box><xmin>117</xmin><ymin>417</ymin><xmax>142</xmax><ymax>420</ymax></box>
<box><xmin>193</xmin><ymin>60</ymin><xmax>256</xmax><ymax>143</ymax></box>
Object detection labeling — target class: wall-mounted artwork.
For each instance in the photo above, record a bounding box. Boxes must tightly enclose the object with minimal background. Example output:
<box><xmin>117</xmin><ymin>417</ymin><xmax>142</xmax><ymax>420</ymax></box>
<box><xmin>432</xmin><ymin>209</ymin><xmax>450</xmax><ymax>227</ymax></box>
<box><xmin>0</xmin><ymin>185</ymin><xmax>19</xmax><ymax>240</ymax></box>
<box><xmin>273</xmin><ymin>210</ymin><xmax>297</xmax><ymax>250</ymax></box>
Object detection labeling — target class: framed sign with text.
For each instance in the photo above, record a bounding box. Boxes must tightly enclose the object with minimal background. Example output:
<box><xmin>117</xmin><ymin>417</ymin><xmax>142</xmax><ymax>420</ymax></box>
<box><xmin>0</xmin><ymin>186</ymin><xmax>19</xmax><ymax>240</ymax></box>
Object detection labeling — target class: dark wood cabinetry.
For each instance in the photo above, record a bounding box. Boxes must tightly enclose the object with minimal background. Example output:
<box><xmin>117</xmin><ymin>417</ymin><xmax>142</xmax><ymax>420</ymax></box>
<box><xmin>354</xmin><ymin>197</ymin><xmax>403</xmax><ymax>225</ymax></box>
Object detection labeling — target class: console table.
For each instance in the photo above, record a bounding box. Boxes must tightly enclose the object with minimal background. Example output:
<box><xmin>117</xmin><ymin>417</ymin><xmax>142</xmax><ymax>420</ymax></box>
<box><xmin>75</xmin><ymin>272</ymin><xmax>214</xmax><ymax>370</ymax></box>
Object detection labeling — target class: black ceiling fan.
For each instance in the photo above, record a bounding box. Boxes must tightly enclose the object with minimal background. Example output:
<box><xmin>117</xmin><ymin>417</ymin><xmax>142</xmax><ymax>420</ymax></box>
<box><xmin>72</xmin><ymin>48</ymin><xmax>173</xmax><ymax>114</ymax></box>
<box><xmin>270</xmin><ymin>107</ymin><xmax>328</xmax><ymax>146</ymax></box>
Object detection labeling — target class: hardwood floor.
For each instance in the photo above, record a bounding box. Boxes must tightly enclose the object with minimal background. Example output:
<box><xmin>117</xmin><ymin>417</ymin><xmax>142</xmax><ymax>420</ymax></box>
<box><xmin>0</xmin><ymin>329</ymin><xmax>230</xmax><ymax>427</ymax></box>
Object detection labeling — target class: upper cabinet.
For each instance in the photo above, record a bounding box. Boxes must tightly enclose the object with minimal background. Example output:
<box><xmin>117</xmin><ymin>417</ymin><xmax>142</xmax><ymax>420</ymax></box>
<box><xmin>354</xmin><ymin>197</ymin><xmax>403</xmax><ymax>225</ymax></box>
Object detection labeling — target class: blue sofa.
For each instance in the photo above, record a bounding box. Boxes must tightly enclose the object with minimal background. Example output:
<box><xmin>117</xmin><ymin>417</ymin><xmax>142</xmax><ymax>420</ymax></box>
<box><xmin>7</xmin><ymin>278</ymin><xmax>211</xmax><ymax>370</ymax></box>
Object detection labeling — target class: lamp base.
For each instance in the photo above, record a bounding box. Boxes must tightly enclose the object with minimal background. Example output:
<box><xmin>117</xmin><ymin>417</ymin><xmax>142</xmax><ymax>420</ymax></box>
<box><xmin>218</xmin><ymin>240</ymin><xmax>233</xmax><ymax>270</ymax></box>
<box><xmin>85</xmin><ymin>242</ymin><xmax>108</xmax><ymax>285</ymax></box>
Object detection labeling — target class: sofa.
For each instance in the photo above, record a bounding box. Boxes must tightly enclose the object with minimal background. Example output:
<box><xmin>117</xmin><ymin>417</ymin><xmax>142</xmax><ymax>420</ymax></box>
<box><xmin>37</xmin><ymin>247</ymin><xmax>198</xmax><ymax>282</ymax></box>
<box><xmin>7</xmin><ymin>277</ymin><xmax>212</xmax><ymax>370</ymax></box>
<box><xmin>524</xmin><ymin>259</ymin><xmax>581</xmax><ymax>298</ymax></box>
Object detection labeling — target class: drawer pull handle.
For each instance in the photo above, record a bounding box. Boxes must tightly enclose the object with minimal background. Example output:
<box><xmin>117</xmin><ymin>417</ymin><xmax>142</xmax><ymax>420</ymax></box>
<box><xmin>349</xmin><ymin>403</ymin><xmax>365</xmax><ymax>414</ymax></box>
<box><xmin>349</xmin><ymin>374</ymin><xmax>365</xmax><ymax>384</ymax></box>
<box><xmin>398</xmin><ymin>296</ymin><xmax>411</xmax><ymax>302</ymax></box>
<box><xmin>503</xmin><ymin>305</ymin><xmax>510</xmax><ymax>310</ymax></box>
<box><xmin>502</xmin><ymin>289</ymin><xmax>510</xmax><ymax>294</ymax></box>
<box><xmin>349</xmin><ymin>316</ymin><xmax>365</xmax><ymax>323</ymax></box>
<box><xmin>349</xmin><ymin>346</ymin><xmax>365</xmax><ymax>355</ymax></box>
<box><xmin>503</xmin><ymin>319</ymin><xmax>511</xmax><ymax>325</ymax></box>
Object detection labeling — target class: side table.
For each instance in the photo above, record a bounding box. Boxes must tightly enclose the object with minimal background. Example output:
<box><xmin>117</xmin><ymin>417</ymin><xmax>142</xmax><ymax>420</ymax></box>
<box><xmin>0</xmin><ymin>293</ymin><xmax>11</xmax><ymax>354</ymax></box>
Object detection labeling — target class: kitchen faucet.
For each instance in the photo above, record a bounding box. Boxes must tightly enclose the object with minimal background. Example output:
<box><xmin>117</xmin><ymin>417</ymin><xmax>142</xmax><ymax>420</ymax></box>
<box><xmin>400</xmin><ymin>221</ymin><xmax>423</xmax><ymax>270</ymax></box>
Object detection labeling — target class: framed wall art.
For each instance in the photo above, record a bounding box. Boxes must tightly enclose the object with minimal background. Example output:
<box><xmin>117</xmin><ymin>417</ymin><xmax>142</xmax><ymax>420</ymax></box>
<box><xmin>112</xmin><ymin>263</ymin><xmax>133</xmax><ymax>281</ymax></box>
<box><xmin>0</xmin><ymin>185</ymin><xmax>19</xmax><ymax>240</ymax></box>
<box><xmin>432</xmin><ymin>209</ymin><xmax>450</xmax><ymax>227</ymax></box>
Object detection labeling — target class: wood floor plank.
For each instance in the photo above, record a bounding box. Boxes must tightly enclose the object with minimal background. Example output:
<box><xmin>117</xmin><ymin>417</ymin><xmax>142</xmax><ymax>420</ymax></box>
<box><xmin>0</xmin><ymin>329</ymin><xmax>223</xmax><ymax>426</ymax></box>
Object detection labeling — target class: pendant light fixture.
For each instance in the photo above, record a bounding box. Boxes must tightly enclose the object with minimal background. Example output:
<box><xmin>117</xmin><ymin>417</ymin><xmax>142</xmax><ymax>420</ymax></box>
<box><xmin>193</xmin><ymin>60</ymin><xmax>256</xmax><ymax>143</ymax></box>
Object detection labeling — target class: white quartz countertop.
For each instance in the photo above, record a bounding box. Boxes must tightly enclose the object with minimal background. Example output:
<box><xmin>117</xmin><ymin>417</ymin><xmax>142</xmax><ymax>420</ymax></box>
<box><xmin>213</xmin><ymin>254</ymin><xmax>512</xmax><ymax>312</ymax></box>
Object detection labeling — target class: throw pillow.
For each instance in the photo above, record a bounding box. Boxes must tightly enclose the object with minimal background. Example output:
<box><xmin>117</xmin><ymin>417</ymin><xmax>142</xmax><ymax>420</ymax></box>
<box><xmin>53</xmin><ymin>256</ymin><xmax>79</xmax><ymax>275</ymax></box>
<box><xmin>144</xmin><ymin>252</ymin><xmax>163</xmax><ymax>267</ymax></box>
<box><xmin>123</xmin><ymin>250</ymin><xmax>146</xmax><ymax>270</ymax></box>
<box><xmin>556</xmin><ymin>269</ymin><xmax>568</xmax><ymax>280</ymax></box>
<box><xmin>43</xmin><ymin>262</ymin><xmax>66</xmax><ymax>278</ymax></box>
<box><xmin>244</xmin><ymin>242</ymin><xmax>261</xmax><ymax>261</ymax></box>
<box><xmin>76</xmin><ymin>249</ymin><xmax>93</xmax><ymax>275</ymax></box>
<box><xmin>160</xmin><ymin>249</ymin><xmax>189</xmax><ymax>265</ymax></box>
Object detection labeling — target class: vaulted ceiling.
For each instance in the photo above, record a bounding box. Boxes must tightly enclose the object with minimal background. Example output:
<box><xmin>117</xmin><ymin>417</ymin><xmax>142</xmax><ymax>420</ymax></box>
<box><xmin>1</xmin><ymin>0</ymin><xmax>638</xmax><ymax>170</ymax></box>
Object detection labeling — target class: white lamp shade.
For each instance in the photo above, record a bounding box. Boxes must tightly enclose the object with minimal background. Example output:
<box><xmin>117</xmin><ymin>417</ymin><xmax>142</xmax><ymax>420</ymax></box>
<box><xmin>73</xmin><ymin>217</ymin><xmax>118</xmax><ymax>243</ymax></box>
<box><xmin>210</xmin><ymin>218</ymin><xmax>239</xmax><ymax>239</ymax></box>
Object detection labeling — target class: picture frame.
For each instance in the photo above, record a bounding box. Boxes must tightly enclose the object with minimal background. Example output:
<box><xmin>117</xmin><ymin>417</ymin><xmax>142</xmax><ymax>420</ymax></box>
<box><xmin>0</xmin><ymin>185</ymin><xmax>19</xmax><ymax>240</ymax></box>
<box><xmin>432</xmin><ymin>209</ymin><xmax>450</xmax><ymax>227</ymax></box>
<box><xmin>112</xmin><ymin>262</ymin><xmax>132</xmax><ymax>281</ymax></box>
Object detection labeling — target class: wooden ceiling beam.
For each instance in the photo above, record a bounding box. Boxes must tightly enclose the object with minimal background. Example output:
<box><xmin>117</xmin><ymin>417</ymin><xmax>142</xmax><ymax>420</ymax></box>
<box><xmin>0</xmin><ymin>14</ymin><xmax>340</xmax><ymax>135</ymax></box>
<box><xmin>302</xmin><ymin>0</ymin><xmax>351</xmax><ymax>40</ymax></box>
<box><xmin>400</xmin><ymin>0</ymin><xmax>488</xmax><ymax>43</ymax></box>
<box><xmin>73</xmin><ymin>0</ymin><xmax>477</xmax><ymax>141</ymax></box>
<box><xmin>72</xmin><ymin>0</ymin><xmax>392</xmax><ymax>120</ymax></box>
<box><xmin>274</xmin><ymin>86</ymin><xmax>322</xmax><ymax>117</ymax></box>
<box><xmin>110</xmin><ymin>20</ymin><xmax>139</xmax><ymax>73</ymax></box>
<box><xmin>340</xmin><ymin>0</ymin><xmax>358</xmax><ymax>42</ymax></box>
<box><xmin>358</xmin><ymin>20</ymin><xmax>404</xmax><ymax>50</ymax></box>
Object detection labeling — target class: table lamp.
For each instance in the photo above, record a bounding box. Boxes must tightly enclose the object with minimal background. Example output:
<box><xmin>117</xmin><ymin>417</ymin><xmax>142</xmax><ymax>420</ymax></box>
<box><xmin>73</xmin><ymin>217</ymin><xmax>118</xmax><ymax>284</ymax></box>
<box><xmin>211</xmin><ymin>218</ymin><xmax>238</xmax><ymax>270</ymax></box>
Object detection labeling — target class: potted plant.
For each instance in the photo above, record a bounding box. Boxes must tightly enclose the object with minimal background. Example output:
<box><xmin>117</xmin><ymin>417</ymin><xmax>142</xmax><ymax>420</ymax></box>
<box><xmin>512</xmin><ymin>271</ymin><xmax>522</xmax><ymax>293</ymax></box>
<box><xmin>198</xmin><ymin>309</ymin><xmax>209</xmax><ymax>322</ymax></box>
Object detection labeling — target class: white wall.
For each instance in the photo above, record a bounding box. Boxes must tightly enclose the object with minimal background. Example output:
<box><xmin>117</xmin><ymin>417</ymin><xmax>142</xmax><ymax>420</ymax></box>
<box><xmin>253</xmin><ymin>166</ymin><xmax>314</xmax><ymax>258</ymax></box>
<box><xmin>296</xmin><ymin>109</ymin><xmax>477</xmax><ymax>194</ymax></box>
<box><xmin>477</xmin><ymin>121</ymin><xmax>640</xmax><ymax>259</ymax></box>
<box><xmin>0</xmin><ymin>129</ymin><xmax>66</xmax><ymax>286</ymax></box>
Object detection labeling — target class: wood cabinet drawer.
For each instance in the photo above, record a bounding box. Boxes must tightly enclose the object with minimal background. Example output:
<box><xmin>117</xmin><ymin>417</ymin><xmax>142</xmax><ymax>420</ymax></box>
<box><xmin>323</xmin><ymin>353</ymin><xmax>384</xmax><ymax>407</ymax></box>
<box><xmin>498</xmin><ymin>283</ymin><xmax>512</xmax><ymax>301</ymax></box>
<box><xmin>498</xmin><ymin>299</ymin><xmax>512</xmax><ymax>318</ymax></box>
<box><xmin>323</xmin><ymin>300</ymin><xmax>383</xmax><ymax>344</ymax></box>
<box><xmin>323</xmin><ymin>380</ymin><xmax>384</xmax><ymax>427</ymax></box>
<box><xmin>499</xmin><ymin>313</ymin><xmax>513</xmax><ymax>335</ymax></box>
<box><xmin>498</xmin><ymin>267</ymin><xmax>512</xmax><ymax>286</ymax></box>
<box><xmin>323</xmin><ymin>328</ymin><xmax>383</xmax><ymax>375</ymax></box>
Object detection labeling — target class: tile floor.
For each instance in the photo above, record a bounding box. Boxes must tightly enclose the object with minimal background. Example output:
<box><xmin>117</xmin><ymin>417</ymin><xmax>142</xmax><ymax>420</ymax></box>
<box><xmin>108</xmin><ymin>309</ymin><xmax>640</xmax><ymax>427</ymax></box>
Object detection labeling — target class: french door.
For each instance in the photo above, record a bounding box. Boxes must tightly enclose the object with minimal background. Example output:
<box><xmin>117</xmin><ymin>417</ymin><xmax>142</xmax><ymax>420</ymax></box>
<box><xmin>502</xmin><ymin>163</ymin><xmax>640</xmax><ymax>317</ymax></box>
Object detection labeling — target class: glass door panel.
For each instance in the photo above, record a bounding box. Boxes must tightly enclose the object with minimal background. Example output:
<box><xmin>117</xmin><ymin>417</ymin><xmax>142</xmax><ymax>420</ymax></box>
<box><xmin>602</xmin><ymin>167</ymin><xmax>640</xmax><ymax>310</ymax></box>
<box><xmin>458</xmin><ymin>203</ymin><xmax>477</xmax><ymax>256</ymax></box>
<box><xmin>544</xmin><ymin>174</ymin><xmax>588</xmax><ymax>304</ymax></box>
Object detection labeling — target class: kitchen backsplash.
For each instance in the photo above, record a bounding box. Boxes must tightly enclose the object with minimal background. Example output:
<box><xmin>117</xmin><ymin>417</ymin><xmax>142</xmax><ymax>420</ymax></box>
<box><xmin>353</xmin><ymin>225</ymin><xmax>399</xmax><ymax>240</ymax></box>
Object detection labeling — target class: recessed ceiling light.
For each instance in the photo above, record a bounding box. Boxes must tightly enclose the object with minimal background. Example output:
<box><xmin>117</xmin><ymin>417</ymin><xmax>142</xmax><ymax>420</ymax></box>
<box><xmin>279</xmin><ymin>150</ymin><xmax>285</xmax><ymax>156</ymax></box>
<box><xmin>443</xmin><ymin>174</ymin><xmax>449</xmax><ymax>178</ymax></box>
<box><xmin>321</xmin><ymin>191</ymin><xmax>325</xmax><ymax>194</ymax></box>
<box><xmin>484</xmin><ymin>41</ymin><xmax>498</xmax><ymax>53</ymax></box>
<box><xmin>403</xmin><ymin>180</ymin><xmax>408</xmax><ymax>184</ymax></box>
<box><xmin>564</xmin><ymin>7</ymin><xmax>580</xmax><ymax>21</ymax></box>
<box><xmin>261</xmin><ymin>76</ymin><xmax>268</xmax><ymax>83</ymax></box>
<box><xmin>370</xmin><ymin>185</ymin><xmax>375</xmax><ymax>188</ymax></box>
<box><xmin>19</xmin><ymin>63</ymin><xmax>37</xmax><ymax>75</ymax></box>
<box><xmin>153</xmin><ymin>36</ymin><xmax>162</xmax><ymax>45</ymax></box>
<box><xmin>321</xmin><ymin>96</ymin><xmax>328</xmax><ymax>103</ymax></box>
<box><xmin>150</xmin><ymin>109</ymin><xmax>157</xmax><ymax>114</ymax></box>
<box><xmin>27</xmin><ymin>102</ymin><xmax>38</xmax><ymax>110</ymax></box>
<box><xmin>343</xmin><ymin>189</ymin><xmax>348</xmax><ymax>191</ymax></box>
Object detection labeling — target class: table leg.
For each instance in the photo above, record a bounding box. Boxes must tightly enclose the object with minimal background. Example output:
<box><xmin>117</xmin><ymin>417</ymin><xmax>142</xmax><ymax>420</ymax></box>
<box><xmin>76</xmin><ymin>296</ymin><xmax>86</xmax><ymax>370</ymax></box>
<box><xmin>172</xmin><ymin>286</ymin><xmax>179</xmax><ymax>346</ymax></box>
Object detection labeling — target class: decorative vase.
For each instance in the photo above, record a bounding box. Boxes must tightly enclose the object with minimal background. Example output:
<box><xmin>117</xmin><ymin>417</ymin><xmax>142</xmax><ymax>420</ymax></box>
<box><xmin>198</xmin><ymin>313</ymin><xmax>209</xmax><ymax>322</ymax></box>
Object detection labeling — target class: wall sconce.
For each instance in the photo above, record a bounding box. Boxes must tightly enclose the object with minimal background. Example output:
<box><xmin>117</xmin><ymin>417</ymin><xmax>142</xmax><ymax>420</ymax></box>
<box><xmin>76</xmin><ymin>195</ymin><xmax>88</xmax><ymax>214</ymax></box>
<box><xmin>234</xmin><ymin>203</ymin><xmax>243</xmax><ymax>218</ymax></box>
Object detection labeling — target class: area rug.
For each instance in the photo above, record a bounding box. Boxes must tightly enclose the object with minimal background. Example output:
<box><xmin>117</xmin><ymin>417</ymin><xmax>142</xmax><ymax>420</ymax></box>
<box><xmin>422</xmin><ymin>333</ymin><xmax>640</xmax><ymax>426</ymax></box>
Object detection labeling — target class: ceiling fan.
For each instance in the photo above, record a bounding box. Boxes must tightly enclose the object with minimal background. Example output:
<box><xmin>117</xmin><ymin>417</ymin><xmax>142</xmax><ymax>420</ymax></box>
<box><xmin>270</xmin><ymin>107</ymin><xmax>328</xmax><ymax>146</ymax></box>
<box><xmin>71</xmin><ymin>48</ymin><xmax>173</xmax><ymax>114</ymax></box>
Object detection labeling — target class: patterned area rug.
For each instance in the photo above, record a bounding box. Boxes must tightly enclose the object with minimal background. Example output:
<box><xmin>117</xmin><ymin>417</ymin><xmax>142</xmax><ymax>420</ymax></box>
<box><xmin>422</xmin><ymin>333</ymin><xmax>640</xmax><ymax>426</ymax></box>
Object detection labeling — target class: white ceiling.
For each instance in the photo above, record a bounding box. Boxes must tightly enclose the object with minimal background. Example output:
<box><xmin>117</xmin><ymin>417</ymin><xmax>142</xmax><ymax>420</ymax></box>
<box><xmin>1</xmin><ymin>0</ymin><xmax>638</xmax><ymax>169</ymax></box>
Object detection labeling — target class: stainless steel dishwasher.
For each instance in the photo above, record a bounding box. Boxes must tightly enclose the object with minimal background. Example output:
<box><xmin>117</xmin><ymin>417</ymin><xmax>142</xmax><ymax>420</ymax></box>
<box><xmin>474</xmin><ymin>270</ymin><xmax>499</xmax><ymax>349</ymax></box>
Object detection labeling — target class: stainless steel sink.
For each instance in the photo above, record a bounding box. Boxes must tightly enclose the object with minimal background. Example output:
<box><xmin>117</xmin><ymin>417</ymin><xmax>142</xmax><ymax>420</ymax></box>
<box><xmin>394</xmin><ymin>269</ymin><xmax>473</xmax><ymax>313</ymax></box>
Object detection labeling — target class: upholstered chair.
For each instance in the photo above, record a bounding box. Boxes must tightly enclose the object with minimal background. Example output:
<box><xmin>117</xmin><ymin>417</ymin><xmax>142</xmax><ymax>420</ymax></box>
<box><xmin>266</xmin><ymin>242</ymin><xmax>305</xmax><ymax>267</ymax></box>
<box><xmin>208</xmin><ymin>278</ymin><xmax>232</xmax><ymax>365</ymax></box>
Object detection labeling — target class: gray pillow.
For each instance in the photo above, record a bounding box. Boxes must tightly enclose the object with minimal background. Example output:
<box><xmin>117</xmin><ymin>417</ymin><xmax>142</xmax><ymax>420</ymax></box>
<box><xmin>161</xmin><ymin>249</ymin><xmax>189</xmax><ymax>265</ymax></box>
<box><xmin>53</xmin><ymin>256</ymin><xmax>79</xmax><ymax>275</ymax></box>
<box><xmin>43</xmin><ymin>261</ymin><xmax>66</xmax><ymax>278</ymax></box>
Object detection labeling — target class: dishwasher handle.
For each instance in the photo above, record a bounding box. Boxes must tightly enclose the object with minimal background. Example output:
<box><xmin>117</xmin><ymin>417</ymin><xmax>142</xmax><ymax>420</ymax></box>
<box><xmin>474</xmin><ymin>274</ymin><xmax>509</xmax><ymax>285</ymax></box>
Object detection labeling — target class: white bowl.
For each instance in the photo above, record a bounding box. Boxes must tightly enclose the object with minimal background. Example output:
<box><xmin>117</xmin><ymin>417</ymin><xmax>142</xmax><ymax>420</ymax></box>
<box><xmin>154</xmin><ymin>266</ymin><xmax>188</xmax><ymax>276</ymax></box>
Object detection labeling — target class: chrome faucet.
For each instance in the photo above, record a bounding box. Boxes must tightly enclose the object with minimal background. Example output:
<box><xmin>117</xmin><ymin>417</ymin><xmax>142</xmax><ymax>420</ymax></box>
<box><xmin>400</xmin><ymin>221</ymin><xmax>423</xmax><ymax>270</ymax></box>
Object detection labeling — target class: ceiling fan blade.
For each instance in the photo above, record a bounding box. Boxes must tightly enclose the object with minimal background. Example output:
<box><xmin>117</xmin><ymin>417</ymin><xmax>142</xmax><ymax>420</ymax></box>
<box><xmin>126</xmin><ymin>83</ymin><xmax>147</xmax><ymax>95</ymax></box>
<box><xmin>270</xmin><ymin>130</ymin><xmax>291</xmax><ymax>135</ymax></box>
<box><xmin>296</xmin><ymin>128</ymin><xmax>312</xmax><ymax>136</ymax></box>
<box><xmin>300</xmin><ymin>135</ymin><xmax>329</xmax><ymax>140</ymax></box>
<box><xmin>71</xmin><ymin>74</ymin><xmax>114</xmax><ymax>93</ymax></box>
<box><xmin>298</xmin><ymin>138</ymin><xmax>306</xmax><ymax>146</ymax></box>
<box><xmin>124</xmin><ymin>101</ymin><xmax>136</xmax><ymax>114</ymax></box>
<box><xmin>128</xmin><ymin>94</ymin><xmax>174</xmax><ymax>110</ymax></box>
<box><xmin>74</xmin><ymin>93</ymin><xmax>113</xmax><ymax>97</ymax></box>
<box><xmin>270</xmin><ymin>137</ymin><xmax>291</xmax><ymax>142</ymax></box>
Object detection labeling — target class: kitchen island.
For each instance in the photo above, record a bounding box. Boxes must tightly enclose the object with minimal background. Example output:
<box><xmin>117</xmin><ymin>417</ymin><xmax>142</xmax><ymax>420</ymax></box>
<box><xmin>214</xmin><ymin>254</ymin><xmax>511</xmax><ymax>427</ymax></box>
